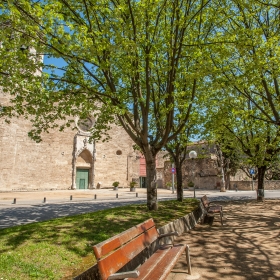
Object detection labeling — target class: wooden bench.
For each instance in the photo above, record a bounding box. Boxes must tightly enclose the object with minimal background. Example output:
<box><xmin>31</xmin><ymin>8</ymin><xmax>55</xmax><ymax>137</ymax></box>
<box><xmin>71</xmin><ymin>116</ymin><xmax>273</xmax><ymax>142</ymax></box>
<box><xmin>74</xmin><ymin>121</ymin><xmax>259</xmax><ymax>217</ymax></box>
<box><xmin>201</xmin><ymin>195</ymin><xmax>223</xmax><ymax>225</ymax></box>
<box><xmin>93</xmin><ymin>218</ymin><xmax>191</xmax><ymax>280</ymax></box>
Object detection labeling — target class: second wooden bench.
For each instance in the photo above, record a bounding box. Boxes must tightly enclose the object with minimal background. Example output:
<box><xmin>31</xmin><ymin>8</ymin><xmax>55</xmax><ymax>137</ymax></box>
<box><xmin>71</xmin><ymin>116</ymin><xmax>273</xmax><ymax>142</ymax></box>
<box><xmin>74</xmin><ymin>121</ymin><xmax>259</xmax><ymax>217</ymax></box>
<box><xmin>201</xmin><ymin>195</ymin><xmax>223</xmax><ymax>225</ymax></box>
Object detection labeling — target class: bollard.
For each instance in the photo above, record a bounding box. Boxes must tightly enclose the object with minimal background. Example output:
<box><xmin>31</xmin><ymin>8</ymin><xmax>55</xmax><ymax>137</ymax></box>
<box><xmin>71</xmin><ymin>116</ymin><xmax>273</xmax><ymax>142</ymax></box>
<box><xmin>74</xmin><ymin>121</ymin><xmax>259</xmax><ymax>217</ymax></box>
<box><xmin>94</xmin><ymin>194</ymin><xmax>97</xmax><ymax>199</ymax></box>
<box><xmin>136</xmin><ymin>193</ymin><xmax>138</xmax><ymax>197</ymax></box>
<box><xmin>70</xmin><ymin>195</ymin><xmax>73</xmax><ymax>200</ymax></box>
<box><xmin>116</xmin><ymin>193</ymin><xmax>118</xmax><ymax>198</ymax></box>
<box><xmin>13</xmin><ymin>198</ymin><xmax>16</xmax><ymax>204</ymax></box>
<box><xmin>43</xmin><ymin>197</ymin><xmax>46</xmax><ymax>203</ymax></box>
<box><xmin>186</xmin><ymin>245</ymin><xmax>192</xmax><ymax>275</ymax></box>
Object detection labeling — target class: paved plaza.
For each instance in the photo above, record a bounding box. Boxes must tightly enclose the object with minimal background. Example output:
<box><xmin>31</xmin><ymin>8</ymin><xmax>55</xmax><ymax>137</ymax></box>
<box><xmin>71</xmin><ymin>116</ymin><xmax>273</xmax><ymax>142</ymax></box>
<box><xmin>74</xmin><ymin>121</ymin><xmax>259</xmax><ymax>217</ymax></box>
<box><xmin>167</xmin><ymin>198</ymin><xmax>280</xmax><ymax>280</ymax></box>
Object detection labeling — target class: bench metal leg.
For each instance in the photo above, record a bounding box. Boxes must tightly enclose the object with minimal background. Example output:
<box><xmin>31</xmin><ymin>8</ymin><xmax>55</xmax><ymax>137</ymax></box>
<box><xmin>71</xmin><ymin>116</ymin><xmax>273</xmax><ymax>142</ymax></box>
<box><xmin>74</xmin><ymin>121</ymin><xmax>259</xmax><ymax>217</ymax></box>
<box><xmin>185</xmin><ymin>245</ymin><xmax>192</xmax><ymax>275</ymax></box>
<box><xmin>220</xmin><ymin>209</ymin><xmax>223</xmax><ymax>225</ymax></box>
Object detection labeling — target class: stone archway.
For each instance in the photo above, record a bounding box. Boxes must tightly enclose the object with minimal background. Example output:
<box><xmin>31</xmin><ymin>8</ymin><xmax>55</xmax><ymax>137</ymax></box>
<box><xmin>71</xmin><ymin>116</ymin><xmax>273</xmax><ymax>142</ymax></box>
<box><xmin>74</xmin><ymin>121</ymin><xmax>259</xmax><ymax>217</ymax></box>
<box><xmin>72</xmin><ymin>134</ymin><xmax>95</xmax><ymax>189</ymax></box>
<box><xmin>76</xmin><ymin>149</ymin><xmax>93</xmax><ymax>189</ymax></box>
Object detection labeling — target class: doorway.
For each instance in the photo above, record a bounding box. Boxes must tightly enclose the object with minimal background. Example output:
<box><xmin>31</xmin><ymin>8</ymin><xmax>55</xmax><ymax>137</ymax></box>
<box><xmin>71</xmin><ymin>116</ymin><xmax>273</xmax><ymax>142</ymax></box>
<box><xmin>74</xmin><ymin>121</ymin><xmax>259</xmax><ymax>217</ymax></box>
<box><xmin>140</xmin><ymin>177</ymin><xmax>146</xmax><ymax>188</ymax></box>
<box><xmin>76</xmin><ymin>169</ymin><xmax>89</xmax><ymax>189</ymax></box>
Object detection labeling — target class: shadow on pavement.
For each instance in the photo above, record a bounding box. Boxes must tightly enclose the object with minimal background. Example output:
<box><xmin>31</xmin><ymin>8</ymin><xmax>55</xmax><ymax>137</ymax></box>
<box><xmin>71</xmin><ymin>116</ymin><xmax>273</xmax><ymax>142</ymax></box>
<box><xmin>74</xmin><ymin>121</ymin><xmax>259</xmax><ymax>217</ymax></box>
<box><xmin>167</xmin><ymin>199</ymin><xmax>280</xmax><ymax>280</ymax></box>
<box><xmin>0</xmin><ymin>200</ymin><xmax>147</xmax><ymax>229</ymax></box>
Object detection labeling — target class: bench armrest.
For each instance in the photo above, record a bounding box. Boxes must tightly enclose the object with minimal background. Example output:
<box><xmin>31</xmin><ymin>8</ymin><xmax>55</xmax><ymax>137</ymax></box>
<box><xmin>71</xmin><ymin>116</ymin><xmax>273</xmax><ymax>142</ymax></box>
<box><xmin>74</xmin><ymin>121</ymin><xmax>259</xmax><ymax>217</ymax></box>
<box><xmin>158</xmin><ymin>231</ymin><xmax>179</xmax><ymax>239</ymax></box>
<box><xmin>108</xmin><ymin>270</ymin><xmax>140</xmax><ymax>280</ymax></box>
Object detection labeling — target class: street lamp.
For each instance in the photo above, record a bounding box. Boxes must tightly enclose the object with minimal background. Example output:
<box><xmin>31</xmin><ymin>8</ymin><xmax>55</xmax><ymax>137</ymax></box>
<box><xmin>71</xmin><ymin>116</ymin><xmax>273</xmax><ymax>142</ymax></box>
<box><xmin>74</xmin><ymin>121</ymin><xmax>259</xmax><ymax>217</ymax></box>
<box><xmin>189</xmin><ymin>151</ymin><xmax>197</xmax><ymax>198</ymax></box>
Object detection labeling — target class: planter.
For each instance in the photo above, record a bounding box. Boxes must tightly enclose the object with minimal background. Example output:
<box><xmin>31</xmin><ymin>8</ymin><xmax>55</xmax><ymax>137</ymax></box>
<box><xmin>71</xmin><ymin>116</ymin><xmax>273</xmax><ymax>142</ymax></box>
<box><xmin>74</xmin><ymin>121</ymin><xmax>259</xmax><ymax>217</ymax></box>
<box><xmin>130</xmin><ymin>187</ymin><xmax>136</xmax><ymax>192</ymax></box>
<box><xmin>113</xmin><ymin>186</ymin><xmax>118</xmax><ymax>191</ymax></box>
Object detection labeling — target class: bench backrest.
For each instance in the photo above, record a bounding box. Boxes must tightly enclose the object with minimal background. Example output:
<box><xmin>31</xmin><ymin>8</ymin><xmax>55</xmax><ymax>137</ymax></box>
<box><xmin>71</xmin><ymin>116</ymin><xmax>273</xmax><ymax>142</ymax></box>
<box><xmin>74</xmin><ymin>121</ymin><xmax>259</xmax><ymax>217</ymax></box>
<box><xmin>201</xmin><ymin>195</ymin><xmax>210</xmax><ymax>208</ymax></box>
<box><xmin>93</xmin><ymin>218</ymin><xmax>159</xmax><ymax>280</ymax></box>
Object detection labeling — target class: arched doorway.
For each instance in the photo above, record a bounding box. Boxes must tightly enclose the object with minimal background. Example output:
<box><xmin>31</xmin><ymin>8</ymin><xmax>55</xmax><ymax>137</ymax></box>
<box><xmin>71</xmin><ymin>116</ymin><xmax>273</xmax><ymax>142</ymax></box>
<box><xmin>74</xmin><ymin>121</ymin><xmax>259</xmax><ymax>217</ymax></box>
<box><xmin>72</xmin><ymin>135</ymin><xmax>95</xmax><ymax>189</ymax></box>
<box><xmin>75</xmin><ymin>149</ymin><xmax>93</xmax><ymax>189</ymax></box>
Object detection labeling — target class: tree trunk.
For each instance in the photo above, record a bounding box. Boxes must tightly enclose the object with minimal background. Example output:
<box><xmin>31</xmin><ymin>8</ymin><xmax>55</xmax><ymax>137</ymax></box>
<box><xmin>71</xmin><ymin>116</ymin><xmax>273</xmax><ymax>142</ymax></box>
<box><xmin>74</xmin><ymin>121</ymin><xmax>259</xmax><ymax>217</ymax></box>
<box><xmin>175</xmin><ymin>160</ymin><xmax>183</xmax><ymax>202</ymax></box>
<box><xmin>225</xmin><ymin>172</ymin><xmax>231</xmax><ymax>190</ymax></box>
<box><xmin>144</xmin><ymin>150</ymin><xmax>158</xmax><ymax>211</ymax></box>
<box><xmin>257</xmin><ymin>166</ymin><xmax>266</xmax><ymax>202</ymax></box>
<box><xmin>220</xmin><ymin>165</ymin><xmax>226</xmax><ymax>192</ymax></box>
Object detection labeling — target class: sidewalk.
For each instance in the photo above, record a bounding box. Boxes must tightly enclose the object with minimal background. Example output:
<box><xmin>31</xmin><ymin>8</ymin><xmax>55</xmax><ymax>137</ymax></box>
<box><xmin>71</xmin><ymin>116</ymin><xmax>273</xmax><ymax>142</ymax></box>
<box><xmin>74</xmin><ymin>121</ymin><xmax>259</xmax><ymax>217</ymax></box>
<box><xmin>0</xmin><ymin>188</ymin><xmax>267</xmax><ymax>207</ymax></box>
<box><xmin>0</xmin><ymin>188</ymin><xmax>177</xmax><ymax>206</ymax></box>
<box><xmin>167</xmin><ymin>199</ymin><xmax>280</xmax><ymax>280</ymax></box>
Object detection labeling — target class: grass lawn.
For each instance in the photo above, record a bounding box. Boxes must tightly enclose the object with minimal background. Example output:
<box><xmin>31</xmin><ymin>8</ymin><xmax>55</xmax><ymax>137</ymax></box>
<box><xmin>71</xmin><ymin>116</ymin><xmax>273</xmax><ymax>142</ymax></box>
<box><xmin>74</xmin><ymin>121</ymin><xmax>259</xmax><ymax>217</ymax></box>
<box><xmin>0</xmin><ymin>198</ymin><xmax>199</xmax><ymax>280</ymax></box>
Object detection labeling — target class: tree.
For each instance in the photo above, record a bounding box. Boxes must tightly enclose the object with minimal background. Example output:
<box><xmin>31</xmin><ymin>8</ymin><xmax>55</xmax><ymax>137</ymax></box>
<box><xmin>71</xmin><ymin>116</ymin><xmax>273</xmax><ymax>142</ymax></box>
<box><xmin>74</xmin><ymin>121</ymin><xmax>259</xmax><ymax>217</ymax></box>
<box><xmin>0</xmin><ymin>0</ymin><xmax>215</xmax><ymax>210</ymax></box>
<box><xmin>213</xmin><ymin>140</ymin><xmax>240</xmax><ymax>191</ymax></box>
<box><xmin>209</xmin><ymin>0</ymin><xmax>280</xmax><ymax>127</ymax></box>
<box><xmin>205</xmin><ymin>90</ymin><xmax>280</xmax><ymax>201</ymax></box>
<box><xmin>265</xmin><ymin>160</ymin><xmax>280</xmax><ymax>180</ymax></box>
<box><xmin>164</xmin><ymin>125</ymin><xmax>193</xmax><ymax>201</ymax></box>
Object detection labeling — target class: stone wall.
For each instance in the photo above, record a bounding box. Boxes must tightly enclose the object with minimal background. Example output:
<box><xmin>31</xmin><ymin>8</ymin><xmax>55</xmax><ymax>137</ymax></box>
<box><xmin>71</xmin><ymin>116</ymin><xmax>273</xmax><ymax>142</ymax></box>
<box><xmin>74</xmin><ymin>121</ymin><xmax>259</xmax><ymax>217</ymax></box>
<box><xmin>229</xmin><ymin>180</ymin><xmax>280</xmax><ymax>190</ymax></box>
<box><xmin>93</xmin><ymin>123</ymin><xmax>139</xmax><ymax>188</ymax></box>
<box><xmin>0</xmin><ymin>116</ymin><xmax>74</xmax><ymax>191</ymax></box>
<box><xmin>0</xmin><ymin>102</ymin><xmax>139</xmax><ymax>191</ymax></box>
<box><xmin>163</xmin><ymin>158</ymin><xmax>220</xmax><ymax>189</ymax></box>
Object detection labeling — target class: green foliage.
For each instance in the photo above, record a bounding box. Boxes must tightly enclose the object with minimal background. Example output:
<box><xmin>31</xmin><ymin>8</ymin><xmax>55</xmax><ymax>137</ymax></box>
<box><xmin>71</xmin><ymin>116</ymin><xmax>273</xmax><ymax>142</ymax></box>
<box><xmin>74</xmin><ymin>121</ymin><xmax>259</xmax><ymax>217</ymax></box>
<box><xmin>0</xmin><ymin>0</ymin><xmax>214</xmax><ymax>148</ymax></box>
<box><xmin>208</xmin><ymin>0</ymin><xmax>280</xmax><ymax>127</ymax></box>
<box><xmin>0</xmin><ymin>0</ymin><xmax>217</xmax><ymax>210</ymax></box>
<box><xmin>112</xmin><ymin>181</ymin><xmax>120</xmax><ymax>187</ymax></box>
<box><xmin>187</xmin><ymin>181</ymin><xmax>194</xmax><ymax>188</ymax></box>
<box><xmin>129</xmin><ymin>181</ymin><xmax>137</xmax><ymax>188</ymax></box>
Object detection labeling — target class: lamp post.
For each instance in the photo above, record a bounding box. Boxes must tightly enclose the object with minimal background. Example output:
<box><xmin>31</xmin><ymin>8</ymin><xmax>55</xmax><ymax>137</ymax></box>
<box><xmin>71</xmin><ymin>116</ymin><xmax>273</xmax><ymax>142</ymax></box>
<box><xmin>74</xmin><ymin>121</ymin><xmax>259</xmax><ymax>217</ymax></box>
<box><xmin>189</xmin><ymin>151</ymin><xmax>197</xmax><ymax>198</ymax></box>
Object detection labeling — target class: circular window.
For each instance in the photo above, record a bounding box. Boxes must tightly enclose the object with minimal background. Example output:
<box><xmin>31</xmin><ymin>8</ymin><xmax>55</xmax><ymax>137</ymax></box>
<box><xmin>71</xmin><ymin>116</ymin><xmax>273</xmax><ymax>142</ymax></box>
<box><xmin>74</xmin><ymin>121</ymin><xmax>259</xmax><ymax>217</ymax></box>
<box><xmin>77</xmin><ymin>117</ymin><xmax>94</xmax><ymax>132</ymax></box>
<box><xmin>116</xmin><ymin>150</ymin><xmax>122</xmax><ymax>155</ymax></box>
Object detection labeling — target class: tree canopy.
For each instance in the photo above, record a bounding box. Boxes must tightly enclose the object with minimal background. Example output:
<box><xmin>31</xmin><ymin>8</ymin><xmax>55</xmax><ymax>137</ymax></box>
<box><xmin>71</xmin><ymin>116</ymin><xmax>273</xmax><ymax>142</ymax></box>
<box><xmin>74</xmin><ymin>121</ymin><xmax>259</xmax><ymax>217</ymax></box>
<box><xmin>1</xmin><ymin>0</ymin><xmax>279</xmax><ymax>205</ymax></box>
<box><xmin>209</xmin><ymin>0</ymin><xmax>280</xmax><ymax>126</ymax></box>
<box><xmin>0</xmin><ymin>0</ymin><xmax>215</xmax><ymax>210</ymax></box>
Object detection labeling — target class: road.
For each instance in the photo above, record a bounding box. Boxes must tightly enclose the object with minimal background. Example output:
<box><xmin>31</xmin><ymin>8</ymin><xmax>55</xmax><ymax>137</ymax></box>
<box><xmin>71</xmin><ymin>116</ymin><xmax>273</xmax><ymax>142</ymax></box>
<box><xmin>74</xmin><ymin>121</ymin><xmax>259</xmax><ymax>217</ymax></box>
<box><xmin>1</xmin><ymin>189</ymin><xmax>279</xmax><ymax>229</ymax></box>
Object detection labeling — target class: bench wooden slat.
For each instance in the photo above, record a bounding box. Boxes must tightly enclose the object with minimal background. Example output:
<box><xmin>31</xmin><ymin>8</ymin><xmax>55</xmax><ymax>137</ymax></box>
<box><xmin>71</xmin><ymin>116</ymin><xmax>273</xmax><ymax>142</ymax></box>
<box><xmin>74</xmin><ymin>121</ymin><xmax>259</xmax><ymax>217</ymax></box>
<box><xmin>97</xmin><ymin>226</ymin><xmax>159</xmax><ymax>280</ymax></box>
<box><xmin>207</xmin><ymin>206</ymin><xmax>222</xmax><ymax>213</ymax></box>
<box><xmin>93</xmin><ymin>218</ymin><xmax>155</xmax><ymax>259</ymax></box>
<box><xmin>125</xmin><ymin>245</ymin><xmax>172</xmax><ymax>280</ymax></box>
<box><xmin>127</xmin><ymin>244</ymin><xmax>186</xmax><ymax>280</ymax></box>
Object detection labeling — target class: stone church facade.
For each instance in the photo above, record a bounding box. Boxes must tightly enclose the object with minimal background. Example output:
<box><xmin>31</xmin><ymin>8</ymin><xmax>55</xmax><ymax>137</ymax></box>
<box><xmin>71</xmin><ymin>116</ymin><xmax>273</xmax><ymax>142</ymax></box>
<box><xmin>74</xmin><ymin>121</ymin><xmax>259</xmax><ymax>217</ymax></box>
<box><xmin>0</xmin><ymin>89</ymin><xmax>146</xmax><ymax>191</ymax></box>
<box><xmin>0</xmin><ymin>116</ymin><xmax>145</xmax><ymax>191</ymax></box>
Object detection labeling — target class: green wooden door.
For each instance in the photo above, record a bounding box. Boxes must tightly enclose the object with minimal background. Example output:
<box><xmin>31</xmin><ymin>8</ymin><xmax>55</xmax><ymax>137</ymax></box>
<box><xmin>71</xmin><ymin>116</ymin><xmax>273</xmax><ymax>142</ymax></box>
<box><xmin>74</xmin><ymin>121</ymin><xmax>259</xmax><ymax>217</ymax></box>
<box><xmin>76</xmin><ymin>169</ymin><xmax>89</xmax><ymax>189</ymax></box>
<box><xmin>140</xmin><ymin>177</ymin><xmax>146</xmax><ymax>188</ymax></box>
